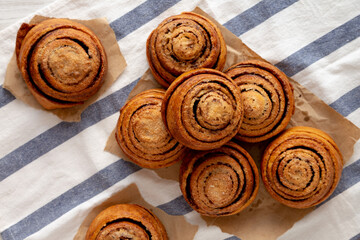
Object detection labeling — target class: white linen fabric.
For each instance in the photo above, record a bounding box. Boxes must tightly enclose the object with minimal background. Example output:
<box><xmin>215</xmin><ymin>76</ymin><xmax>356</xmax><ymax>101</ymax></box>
<box><xmin>0</xmin><ymin>0</ymin><xmax>359</xmax><ymax>239</ymax></box>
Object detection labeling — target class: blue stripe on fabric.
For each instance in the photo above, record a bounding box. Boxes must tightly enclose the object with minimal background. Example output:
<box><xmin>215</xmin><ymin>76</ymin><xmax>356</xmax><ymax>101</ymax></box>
<box><xmin>330</xmin><ymin>85</ymin><xmax>360</xmax><ymax>117</ymax></box>
<box><xmin>223</xmin><ymin>0</ymin><xmax>298</xmax><ymax>36</ymax></box>
<box><xmin>110</xmin><ymin>0</ymin><xmax>181</xmax><ymax>40</ymax></box>
<box><xmin>3</xmin><ymin>157</ymin><xmax>359</xmax><ymax>240</ymax></box>
<box><xmin>0</xmin><ymin>0</ymin><xmax>300</xmax><ymax>183</ymax></box>
<box><xmin>224</xmin><ymin>236</ymin><xmax>241</xmax><ymax>240</ymax></box>
<box><xmin>0</xmin><ymin>79</ymin><xmax>138</xmax><ymax>181</ymax></box>
<box><xmin>0</xmin><ymin>0</ymin><xmax>179</xmax><ymax>109</ymax></box>
<box><xmin>158</xmin><ymin>196</ymin><xmax>242</xmax><ymax>239</ymax></box>
<box><xmin>157</xmin><ymin>195</ymin><xmax>193</xmax><ymax>215</ymax></box>
<box><xmin>1</xmin><ymin>159</ymin><xmax>141</xmax><ymax>240</ymax></box>
<box><xmin>350</xmin><ymin>232</ymin><xmax>360</xmax><ymax>240</ymax></box>
<box><xmin>275</xmin><ymin>15</ymin><xmax>360</xmax><ymax>77</ymax></box>
<box><xmin>2</xmin><ymin>4</ymin><xmax>360</xmax><ymax>240</ymax></box>
<box><xmin>2</xmin><ymin>8</ymin><xmax>358</xmax><ymax>183</ymax></box>
<box><xmin>319</xmin><ymin>158</ymin><xmax>360</xmax><ymax>206</ymax></box>
<box><xmin>0</xmin><ymin>86</ymin><xmax>15</xmax><ymax>108</ymax></box>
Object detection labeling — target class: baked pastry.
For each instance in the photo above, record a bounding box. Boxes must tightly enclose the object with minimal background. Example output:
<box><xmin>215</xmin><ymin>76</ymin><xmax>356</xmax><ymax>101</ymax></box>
<box><xmin>146</xmin><ymin>12</ymin><xmax>226</xmax><ymax>88</ymax></box>
<box><xmin>85</xmin><ymin>204</ymin><xmax>168</xmax><ymax>240</ymax></box>
<box><xmin>116</xmin><ymin>89</ymin><xmax>186</xmax><ymax>169</ymax></box>
<box><xmin>16</xmin><ymin>18</ymin><xmax>107</xmax><ymax>109</ymax></box>
<box><xmin>261</xmin><ymin>126</ymin><xmax>343</xmax><ymax>208</ymax></box>
<box><xmin>162</xmin><ymin>68</ymin><xmax>243</xmax><ymax>151</ymax></box>
<box><xmin>180</xmin><ymin>141</ymin><xmax>259</xmax><ymax>217</ymax></box>
<box><xmin>225</xmin><ymin>60</ymin><xmax>294</xmax><ymax>142</ymax></box>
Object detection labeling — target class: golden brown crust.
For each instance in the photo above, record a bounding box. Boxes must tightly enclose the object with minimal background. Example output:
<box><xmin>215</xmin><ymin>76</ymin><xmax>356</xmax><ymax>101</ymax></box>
<box><xmin>162</xmin><ymin>68</ymin><xmax>243</xmax><ymax>151</ymax></box>
<box><xmin>16</xmin><ymin>23</ymin><xmax>35</xmax><ymax>68</ymax></box>
<box><xmin>146</xmin><ymin>12</ymin><xmax>227</xmax><ymax>88</ymax></box>
<box><xmin>85</xmin><ymin>204</ymin><xmax>168</xmax><ymax>240</ymax></box>
<box><xmin>179</xmin><ymin>141</ymin><xmax>259</xmax><ymax>217</ymax></box>
<box><xmin>261</xmin><ymin>126</ymin><xmax>343</xmax><ymax>208</ymax></box>
<box><xmin>115</xmin><ymin>89</ymin><xmax>187</xmax><ymax>169</ymax></box>
<box><xmin>95</xmin><ymin>221</ymin><xmax>149</xmax><ymax>240</ymax></box>
<box><xmin>225</xmin><ymin>60</ymin><xmax>295</xmax><ymax>142</ymax></box>
<box><xmin>16</xmin><ymin>18</ymin><xmax>107</xmax><ymax>109</ymax></box>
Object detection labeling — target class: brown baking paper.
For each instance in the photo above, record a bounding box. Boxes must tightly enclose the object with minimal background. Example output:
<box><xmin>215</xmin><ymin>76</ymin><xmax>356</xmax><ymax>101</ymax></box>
<box><xmin>73</xmin><ymin>183</ymin><xmax>198</xmax><ymax>240</ymax></box>
<box><xmin>104</xmin><ymin>7</ymin><xmax>360</xmax><ymax>240</ymax></box>
<box><xmin>4</xmin><ymin>15</ymin><xmax>127</xmax><ymax>122</ymax></box>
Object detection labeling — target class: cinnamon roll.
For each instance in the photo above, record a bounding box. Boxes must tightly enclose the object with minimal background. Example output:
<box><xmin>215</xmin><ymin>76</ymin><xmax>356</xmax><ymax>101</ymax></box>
<box><xmin>261</xmin><ymin>126</ymin><xmax>343</xmax><ymax>208</ymax></box>
<box><xmin>225</xmin><ymin>60</ymin><xmax>294</xmax><ymax>142</ymax></box>
<box><xmin>162</xmin><ymin>69</ymin><xmax>243</xmax><ymax>151</ymax></box>
<box><xmin>180</xmin><ymin>141</ymin><xmax>259</xmax><ymax>216</ymax></box>
<box><xmin>116</xmin><ymin>89</ymin><xmax>186</xmax><ymax>169</ymax></box>
<box><xmin>85</xmin><ymin>204</ymin><xmax>168</xmax><ymax>240</ymax></box>
<box><xmin>146</xmin><ymin>12</ymin><xmax>227</xmax><ymax>88</ymax></box>
<box><xmin>16</xmin><ymin>18</ymin><xmax>107</xmax><ymax>109</ymax></box>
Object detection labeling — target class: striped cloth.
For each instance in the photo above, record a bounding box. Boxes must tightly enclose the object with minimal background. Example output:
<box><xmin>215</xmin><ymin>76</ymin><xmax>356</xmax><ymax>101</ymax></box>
<box><xmin>0</xmin><ymin>0</ymin><xmax>359</xmax><ymax>239</ymax></box>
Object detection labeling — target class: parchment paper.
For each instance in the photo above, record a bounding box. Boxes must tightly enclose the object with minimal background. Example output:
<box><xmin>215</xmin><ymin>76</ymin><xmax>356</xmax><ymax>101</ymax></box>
<box><xmin>73</xmin><ymin>183</ymin><xmax>198</xmax><ymax>240</ymax></box>
<box><xmin>104</xmin><ymin>7</ymin><xmax>360</xmax><ymax>240</ymax></box>
<box><xmin>4</xmin><ymin>15</ymin><xmax>127</xmax><ymax>122</ymax></box>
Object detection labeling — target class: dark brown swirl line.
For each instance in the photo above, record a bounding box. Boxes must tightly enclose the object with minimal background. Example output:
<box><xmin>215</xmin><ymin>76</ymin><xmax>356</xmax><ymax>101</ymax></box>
<box><xmin>180</xmin><ymin>141</ymin><xmax>259</xmax><ymax>216</ymax></box>
<box><xmin>116</xmin><ymin>89</ymin><xmax>186</xmax><ymax>169</ymax></box>
<box><xmin>16</xmin><ymin>18</ymin><xmax>107</xmax><ymax>109</ymax></box>
<box><xmin>162</xmin><ymin>68</ymin><xmax>243</xmax><ymax>151</ymax></box>
<box><xmin>225</xmin><ymin>60</ymin><xmax>294</xmax><ymax>142</ymax></box>
<box><xmin>85</xmin><ymin>204</ymin><xmax>168</xmax><ymax>240</ymax></box>
<box><xmin>261</xmin><ymin>126</ymin><xmax>343</xmax><ymax>208</ymax></box>
<box><xmin>147</xmin><ymin>12</ymin><xmax>227</xmax><ymax>88</ymax></box>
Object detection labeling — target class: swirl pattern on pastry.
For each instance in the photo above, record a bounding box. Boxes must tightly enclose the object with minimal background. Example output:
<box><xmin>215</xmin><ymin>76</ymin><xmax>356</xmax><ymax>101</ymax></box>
<box><xmin>16</xmin><ymin>18</ymin><xmax>107</xmax><ymax>109</ymax></box>
<box><xmin>116</xmin><ymin>89</ymin><xmax>186</xmax><ymax>169</ymax></box>
<box><xmin>180</xmin><ymin>141</ymin><xmax>259</xmax><ymax>216</ymax></box>
<box><xmin>261</xmin><ymin>126</ymin><xmax>343</xmax><ymax>208</ymax></box>
<box><xmin>85</xmin><ymin>204</ymin><xmax>168</xmax><ymax>240</ymax></box>
<box><xmin>225</xmin><ymin>60</ymin><xmax>294</xmax><ymax>142</ymax></box>
<box><xmin>146</xmin><ymin>12</ymin><xmax>227</xmax><ymax>88</ymax></box>
<box><xmin>162</xmin><ymin>69</ymin><xmax>243</xmax><ymax>151</ymax></box>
